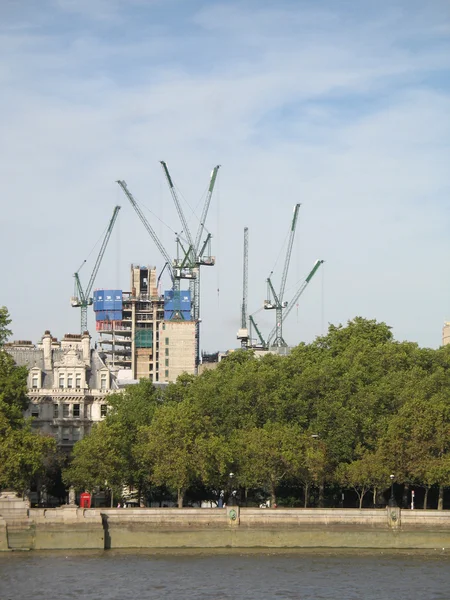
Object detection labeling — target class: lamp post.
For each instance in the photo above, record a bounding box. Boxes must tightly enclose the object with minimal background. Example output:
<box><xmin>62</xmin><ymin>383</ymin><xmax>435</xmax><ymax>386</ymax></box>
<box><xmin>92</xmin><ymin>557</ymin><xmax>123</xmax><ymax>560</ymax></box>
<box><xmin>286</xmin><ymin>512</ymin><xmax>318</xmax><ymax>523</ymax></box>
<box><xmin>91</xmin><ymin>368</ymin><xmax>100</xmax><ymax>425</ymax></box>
<box><xmin>228</xmin><ymin>472</ymin><xmax>237</xmax><ymax>506</ymax></box>
<box><xmin>388</xmin><ymin>474</ymin><xmax>397</xmax><ymax>507</ymax></box>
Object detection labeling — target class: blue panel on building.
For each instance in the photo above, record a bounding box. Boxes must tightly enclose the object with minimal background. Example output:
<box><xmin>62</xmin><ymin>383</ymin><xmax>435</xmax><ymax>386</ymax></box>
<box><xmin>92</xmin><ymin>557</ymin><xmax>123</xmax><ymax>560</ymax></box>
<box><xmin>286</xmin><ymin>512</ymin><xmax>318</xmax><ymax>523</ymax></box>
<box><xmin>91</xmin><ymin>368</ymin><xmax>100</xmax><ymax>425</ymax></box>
<box><xmin>94</xmin><ymin>289</ymin><xmax>122</xmax><ymax>312</ymax></box>
<box><xmin>95</xmin><ymin>309</ymin><xmax>122</xmax><ymax>322</ymax></box>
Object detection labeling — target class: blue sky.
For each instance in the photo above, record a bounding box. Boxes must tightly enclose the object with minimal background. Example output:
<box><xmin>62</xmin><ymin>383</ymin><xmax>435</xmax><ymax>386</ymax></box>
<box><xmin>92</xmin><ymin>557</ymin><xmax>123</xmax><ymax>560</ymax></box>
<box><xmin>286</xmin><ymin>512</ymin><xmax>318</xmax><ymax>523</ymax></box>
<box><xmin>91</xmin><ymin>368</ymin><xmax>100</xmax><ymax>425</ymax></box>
<box><xmin>1</xmin><ymin>0</ymin><xmax>450</xmax><ymax>351</ymax></box>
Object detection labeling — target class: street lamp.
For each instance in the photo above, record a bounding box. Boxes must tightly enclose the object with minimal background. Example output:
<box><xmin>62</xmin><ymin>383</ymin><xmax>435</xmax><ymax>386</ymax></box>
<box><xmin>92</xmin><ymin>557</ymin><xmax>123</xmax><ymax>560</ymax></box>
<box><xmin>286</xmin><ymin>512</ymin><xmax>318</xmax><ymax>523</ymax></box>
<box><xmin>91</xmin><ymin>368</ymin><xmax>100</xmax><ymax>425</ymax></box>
<box><xmin>228</xmin><ymin>472</ymin><xmax>237</xmax><ymax>506</ymax></box>
<box><xmin>388</xmin><ymin>474</ymin><xmax>397</xmax><ymax>507</ymax></box>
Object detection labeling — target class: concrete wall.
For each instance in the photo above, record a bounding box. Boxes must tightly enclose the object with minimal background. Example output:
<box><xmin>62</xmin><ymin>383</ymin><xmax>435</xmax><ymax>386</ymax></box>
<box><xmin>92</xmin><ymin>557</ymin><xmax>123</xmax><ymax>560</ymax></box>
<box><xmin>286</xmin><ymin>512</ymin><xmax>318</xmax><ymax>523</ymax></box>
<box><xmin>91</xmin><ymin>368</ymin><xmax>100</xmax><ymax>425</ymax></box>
<box><xmin>2</xmin><ymin>503</ymin><xmax>450</xmax><ymax>551</ymax></box>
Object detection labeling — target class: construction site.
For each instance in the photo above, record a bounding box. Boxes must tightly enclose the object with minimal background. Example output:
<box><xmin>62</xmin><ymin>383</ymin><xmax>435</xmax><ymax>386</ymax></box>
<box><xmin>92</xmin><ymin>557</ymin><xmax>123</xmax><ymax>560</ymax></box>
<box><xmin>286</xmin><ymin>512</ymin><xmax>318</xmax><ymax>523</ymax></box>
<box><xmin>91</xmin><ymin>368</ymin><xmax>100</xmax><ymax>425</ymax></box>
<box><xmin>69</xmin><ymin>162</ymin><xmax>325</xmax><ymax>385</ymax></box>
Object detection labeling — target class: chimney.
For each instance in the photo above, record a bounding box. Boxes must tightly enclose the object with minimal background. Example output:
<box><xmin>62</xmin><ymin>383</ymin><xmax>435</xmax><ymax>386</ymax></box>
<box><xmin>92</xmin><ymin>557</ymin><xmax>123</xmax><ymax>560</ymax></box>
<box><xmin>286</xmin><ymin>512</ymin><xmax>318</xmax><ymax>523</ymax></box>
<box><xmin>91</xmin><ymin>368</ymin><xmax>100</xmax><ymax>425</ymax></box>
<box><xmin>82</xmin><ymin>331</ymin><xmax>91</xmax><ymax>366</ymax></box>
<box><xmin>42</xmin><ymin>331</ymin><xmax>52</xmax><ymax>371</ymax></box>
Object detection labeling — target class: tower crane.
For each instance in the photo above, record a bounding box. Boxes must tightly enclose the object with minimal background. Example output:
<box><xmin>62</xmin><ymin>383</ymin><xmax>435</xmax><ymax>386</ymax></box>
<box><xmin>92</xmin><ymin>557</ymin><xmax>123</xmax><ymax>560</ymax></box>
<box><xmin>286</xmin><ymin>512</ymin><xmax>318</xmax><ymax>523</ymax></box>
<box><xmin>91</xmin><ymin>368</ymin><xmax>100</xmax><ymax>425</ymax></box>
<box><xmin>237</xmin><ymin>227</ymin><xmax>249</xmax><ymax>348</ymax></box>
<box><xmin>264</xmin><ymin>204</ymin><xmax>301</xmax><ymax>347</ymax></box>
<box><xmin>71</xmin><ymin>205</ymin><xmax>121</xmax><ymax>333</ymax></box>
<box><xmin>159</xmin><ymin>161</ymin><xmax>220</xmax><ymax>318</ymax></box>
<box><xmin>266</xmin><ymin>259</ymin><xmax>324</xmax><ymax>348</ymax></box>
<box><xmin>159</xmin><ymin>162</ymin><xmax>220</xmax><ymax>367</ymax></box>
<box><xmin>116</xmin><ymin>180</ymin><xmax>177</xmax><ymax>288</ymax></box>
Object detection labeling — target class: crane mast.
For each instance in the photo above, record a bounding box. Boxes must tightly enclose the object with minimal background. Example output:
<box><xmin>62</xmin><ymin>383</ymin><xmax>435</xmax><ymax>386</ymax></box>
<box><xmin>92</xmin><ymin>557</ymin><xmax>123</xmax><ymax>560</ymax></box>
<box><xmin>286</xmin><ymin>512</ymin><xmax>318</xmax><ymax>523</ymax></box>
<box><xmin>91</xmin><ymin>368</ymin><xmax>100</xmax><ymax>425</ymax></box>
<box><xmin>237</xmin><ymin>227</ymin><xmax>249</xmax><ymax>348</ymax></box>
<box><xmin>264</xmin><ymin>203</ymin><xmax>301</xmax><ymax>347</ymax></box>
<box><xmin>71</xmin><ymin>205</ymin><xmax>121</xmax><ymax>333</ymax></box>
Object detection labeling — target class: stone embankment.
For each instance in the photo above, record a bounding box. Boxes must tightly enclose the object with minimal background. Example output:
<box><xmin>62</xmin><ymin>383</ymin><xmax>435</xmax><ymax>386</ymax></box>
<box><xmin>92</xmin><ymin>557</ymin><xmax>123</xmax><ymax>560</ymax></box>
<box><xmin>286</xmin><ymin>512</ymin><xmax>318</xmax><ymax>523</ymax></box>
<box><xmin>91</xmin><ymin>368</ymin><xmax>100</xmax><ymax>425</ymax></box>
<box><xmin>1</xmin><ymin>493</ymin><xmax>450</xmax><ymax>551</ymax></box>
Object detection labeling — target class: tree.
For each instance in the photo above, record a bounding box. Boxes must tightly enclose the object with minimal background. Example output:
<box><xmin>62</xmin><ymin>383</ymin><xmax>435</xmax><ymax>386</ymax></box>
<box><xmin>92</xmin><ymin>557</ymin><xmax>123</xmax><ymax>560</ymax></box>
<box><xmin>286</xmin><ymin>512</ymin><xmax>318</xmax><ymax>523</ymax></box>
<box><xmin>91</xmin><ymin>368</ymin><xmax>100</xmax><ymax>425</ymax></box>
<box><xmin>62</xmin><ymin>420</ymin><xmax>128</xmax><ymax>492</ymax></box>
<box><xmin>337</xmin><ymin>446</ymin><xmax>389</xmax><ymax>508</ymax></box>
<box><xmin>0</xmin><ymin>307</ymin><xmax>12</xmax><ymax>346</ymax></box>
<box><xmin>0</xmin><ymin>307</ymin><xmax>57</xmax><ymax>495</ymax></box>
<box><xmin>0</xmin><ymin>413</ymin><xmax>56</xmax><ymax>495</ymax></box>
<box><xmin>135</xmin><ymin>402</ymin><xmax>231</xmax><ymax>507</ymax></box>
<box><xmin>232</xmin><ymin>422</ymin><xmax>303</xmax><ymax>506</ymax></box>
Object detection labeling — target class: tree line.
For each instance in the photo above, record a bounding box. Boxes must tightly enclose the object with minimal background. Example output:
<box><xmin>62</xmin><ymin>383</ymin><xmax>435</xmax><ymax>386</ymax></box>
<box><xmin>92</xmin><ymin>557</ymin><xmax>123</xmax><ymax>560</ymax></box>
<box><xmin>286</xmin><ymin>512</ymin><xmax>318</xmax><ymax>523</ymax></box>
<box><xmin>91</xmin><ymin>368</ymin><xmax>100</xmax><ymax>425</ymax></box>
<box><xmin>64</xmin><ymin>317</ymin><xmax>450</xmax><ymax>509</ymax></box>
<box><xmin>2</xmin><ymin>306</ymin><xmax>450</xmax><ymax>509</ymax></box>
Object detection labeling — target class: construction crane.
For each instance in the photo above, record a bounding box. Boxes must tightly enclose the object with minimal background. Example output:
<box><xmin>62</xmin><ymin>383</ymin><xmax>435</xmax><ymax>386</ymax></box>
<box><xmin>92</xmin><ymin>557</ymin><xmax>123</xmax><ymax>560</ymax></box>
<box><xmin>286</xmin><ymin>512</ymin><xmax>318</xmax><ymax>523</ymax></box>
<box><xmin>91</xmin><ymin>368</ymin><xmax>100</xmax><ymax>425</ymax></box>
<box><xmin>116</xmin><ymin>180</ymin><xmax>177</xmax><ymax>288</ymax></box>
<box><xmin>249</xmin><ymin>314</ymin><xmax>267</xmax><ymax>349</ymax></box>
<box><xmin>160</xmin><ymin>162</ymin><xmax>220</xmax><ymax>318</ymax></box>
<box><xmin>159</xmin><ymin>162</ymin><xmax>220</xmax><ymax>367</ymax></box>
<box><xmin>264</xmin><ymin>204</ymin><xmax>301</xmax><ymax>347</ymax></box>
<box><xmin>71</xmin><ymin>205</ymin><xmax>121</xmax><ymax>333</ymax></box>
<box><xmin>237</xmin><ymin>227</ymin><xmax>249</xmax><ymax>348</ymax></box>
<box><xmin>266</xmin><ymin>259</ymin><xmax>324</xmax><ymax>348</ymax></box>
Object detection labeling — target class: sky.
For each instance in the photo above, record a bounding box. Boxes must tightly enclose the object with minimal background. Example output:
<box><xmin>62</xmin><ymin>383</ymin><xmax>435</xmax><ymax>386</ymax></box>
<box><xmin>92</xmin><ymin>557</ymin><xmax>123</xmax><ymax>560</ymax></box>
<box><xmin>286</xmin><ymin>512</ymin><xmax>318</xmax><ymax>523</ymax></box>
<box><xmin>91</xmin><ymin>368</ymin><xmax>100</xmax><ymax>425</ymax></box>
<box><xmin>1</xmin><ymin>0</ymin><xmax>450</xmax><ymax>352</ymax></box>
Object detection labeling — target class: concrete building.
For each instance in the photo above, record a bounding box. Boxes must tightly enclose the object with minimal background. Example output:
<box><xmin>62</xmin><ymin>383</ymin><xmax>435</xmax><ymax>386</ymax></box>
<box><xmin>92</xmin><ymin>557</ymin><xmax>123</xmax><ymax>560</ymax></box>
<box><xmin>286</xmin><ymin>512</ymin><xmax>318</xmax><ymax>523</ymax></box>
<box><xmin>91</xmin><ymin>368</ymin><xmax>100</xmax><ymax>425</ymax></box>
<box><xmin>5</xmin><ymin>331</ymin><xmax>117</xmax><ymax>451</ymax></box>
<box><xmin>97</xmin><ymin>265</ymin><xmax>197</xmax><ymax>383</ymax></box>
<box><xmin>442</xmin><ymin>322</ymin><xmax>450</xmax><ymax>346</ymax></box>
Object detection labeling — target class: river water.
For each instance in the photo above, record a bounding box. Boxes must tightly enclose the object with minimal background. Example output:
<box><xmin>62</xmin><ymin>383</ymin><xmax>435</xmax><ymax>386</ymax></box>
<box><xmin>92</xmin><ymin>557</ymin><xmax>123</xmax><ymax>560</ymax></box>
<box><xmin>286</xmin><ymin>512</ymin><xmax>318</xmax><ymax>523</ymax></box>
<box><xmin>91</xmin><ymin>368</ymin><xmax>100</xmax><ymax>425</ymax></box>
<box><xmin>1</xmin><ymin>549</ymin><xmax>450</xmax><ymax>599</ymax></box>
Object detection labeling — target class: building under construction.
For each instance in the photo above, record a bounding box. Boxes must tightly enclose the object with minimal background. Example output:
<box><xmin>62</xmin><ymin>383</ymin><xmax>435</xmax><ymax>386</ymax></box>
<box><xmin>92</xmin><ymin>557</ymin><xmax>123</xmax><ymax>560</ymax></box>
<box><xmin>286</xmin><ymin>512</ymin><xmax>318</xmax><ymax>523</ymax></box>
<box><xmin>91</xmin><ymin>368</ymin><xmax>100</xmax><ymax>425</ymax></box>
<box><xmin>96</xmin><ymin>265</ymin><xmax>196</xmax><ymax>383</ymax></box>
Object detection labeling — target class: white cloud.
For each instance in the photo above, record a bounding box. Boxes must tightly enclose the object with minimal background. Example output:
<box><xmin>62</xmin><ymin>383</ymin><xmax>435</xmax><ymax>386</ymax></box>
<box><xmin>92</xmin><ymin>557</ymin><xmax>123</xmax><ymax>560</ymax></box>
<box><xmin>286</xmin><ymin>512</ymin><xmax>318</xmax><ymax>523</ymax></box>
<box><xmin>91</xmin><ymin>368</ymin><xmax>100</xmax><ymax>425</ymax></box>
<box><xmin>1</xmin><ymin>0</ymin><xmax>449</xmax><ymax>350</ymax></box>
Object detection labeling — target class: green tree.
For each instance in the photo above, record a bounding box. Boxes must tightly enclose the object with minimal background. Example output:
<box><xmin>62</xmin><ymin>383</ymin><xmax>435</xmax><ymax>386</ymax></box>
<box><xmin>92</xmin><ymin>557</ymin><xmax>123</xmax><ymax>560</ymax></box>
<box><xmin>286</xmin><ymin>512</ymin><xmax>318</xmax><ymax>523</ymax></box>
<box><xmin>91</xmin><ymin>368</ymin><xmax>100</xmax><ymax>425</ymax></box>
<box><xmin>0</xmin><ymin>413</ymin><xmax>56</xmax><ymax>495</ymax></box>
<box><xmin>62</xmin><ymin>420</ymin><xmax>128</xmax><ymax>493</ymax></box>
<box><xmin>135</xmin><ymin>402</ymin><xmax>231</xmax><ymax>507</ymax></box>
<box><xmin>232</xmin><ymin>422</ymin><xmax>303</xmax><ymax>506</ymax></box>
<box><xmin>0</xmin><ymin>307</ymin><xmax>12</xmax><ymax>346</ymax></box>
<box><xmin>0</xmin><ymin>307</ymin><xmax>57</xmax><ymax>495</ymax></box>
<box><xmin>337</xmin><ymin>446</ymin><xmax>389</xmax><ymax>508</ymax></box>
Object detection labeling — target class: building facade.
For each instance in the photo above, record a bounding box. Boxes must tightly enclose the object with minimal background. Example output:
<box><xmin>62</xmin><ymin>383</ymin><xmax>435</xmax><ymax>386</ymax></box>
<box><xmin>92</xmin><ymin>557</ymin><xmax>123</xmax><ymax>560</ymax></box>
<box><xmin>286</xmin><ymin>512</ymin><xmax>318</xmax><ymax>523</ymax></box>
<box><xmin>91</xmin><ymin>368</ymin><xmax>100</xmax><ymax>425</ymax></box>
<box><xmin>5</xmin><ymin>331</ymin><xmax>117</xmax><ymax>451</ymax></box>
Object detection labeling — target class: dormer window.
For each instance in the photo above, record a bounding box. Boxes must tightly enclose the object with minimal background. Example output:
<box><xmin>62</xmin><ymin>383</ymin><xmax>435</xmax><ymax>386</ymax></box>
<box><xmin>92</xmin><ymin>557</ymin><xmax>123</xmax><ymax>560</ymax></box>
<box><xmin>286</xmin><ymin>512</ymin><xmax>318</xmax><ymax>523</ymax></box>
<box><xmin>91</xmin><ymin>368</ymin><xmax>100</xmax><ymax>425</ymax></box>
<box><xmin>59</xmin><ymin>374</ymin><xmax>64</xmax><ymax>388</ymax></box>
<box><xmin>32</xmin><ymin>375</ymin><xmax>39</xmax><ymax>389</ymax></box>
<box><xmin>100</xmin><ymin>374</ymin><xmax>107</xmax><ymax>390</ymax></box>
<box><xmin>67</xmin><ymin>375</ymin><xmax>73</xmax><ymax>389</ymax></box>
<box><xmin>75</xmin><ymin>374</ymin><xmax>81</xmax><ymax>389</ymax></box>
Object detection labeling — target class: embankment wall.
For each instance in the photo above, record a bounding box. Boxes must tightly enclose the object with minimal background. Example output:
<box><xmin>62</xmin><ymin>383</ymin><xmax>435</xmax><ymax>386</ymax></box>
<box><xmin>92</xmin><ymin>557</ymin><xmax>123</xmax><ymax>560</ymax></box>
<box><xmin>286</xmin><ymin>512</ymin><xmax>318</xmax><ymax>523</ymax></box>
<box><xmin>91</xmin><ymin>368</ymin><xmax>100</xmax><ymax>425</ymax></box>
<box><xmin>2</xmin><ymin>499</ymin><xmax>450</xmax><ymax>551</ymax></box>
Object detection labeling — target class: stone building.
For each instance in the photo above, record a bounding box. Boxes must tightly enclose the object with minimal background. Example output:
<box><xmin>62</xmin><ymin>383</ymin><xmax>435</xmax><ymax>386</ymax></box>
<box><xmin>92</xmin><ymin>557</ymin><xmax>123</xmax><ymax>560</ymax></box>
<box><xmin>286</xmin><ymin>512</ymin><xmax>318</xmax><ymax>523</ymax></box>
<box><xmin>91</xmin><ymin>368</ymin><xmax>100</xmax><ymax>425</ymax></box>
<box><xmin>5</xmin><ymin>330</ymin><xmax>117</xmax><ymax>451</ymax></box>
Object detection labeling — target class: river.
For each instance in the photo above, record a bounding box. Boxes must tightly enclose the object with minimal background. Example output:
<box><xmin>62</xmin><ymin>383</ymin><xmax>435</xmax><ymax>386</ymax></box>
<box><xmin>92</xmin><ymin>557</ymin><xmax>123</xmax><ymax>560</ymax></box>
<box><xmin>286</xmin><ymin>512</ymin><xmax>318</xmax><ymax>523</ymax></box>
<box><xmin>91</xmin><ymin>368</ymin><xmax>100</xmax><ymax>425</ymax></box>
<box><xmin>1</xmin><ymin>549</ymin><xmax>450</xmax><ymax>599</ymax></box>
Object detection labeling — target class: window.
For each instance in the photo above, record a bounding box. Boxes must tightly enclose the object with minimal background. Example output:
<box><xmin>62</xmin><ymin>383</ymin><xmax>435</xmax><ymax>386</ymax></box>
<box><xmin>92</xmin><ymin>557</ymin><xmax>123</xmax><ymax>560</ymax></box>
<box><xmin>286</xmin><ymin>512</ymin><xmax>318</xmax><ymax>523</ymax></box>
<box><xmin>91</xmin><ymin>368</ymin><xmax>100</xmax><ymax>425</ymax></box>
<box><xmin>59</xmin><ymin>374</ymin><xmax>64</xmax><ymax>388</ymax></box>
<box><xmin>53</xmin><ymin>404</ymin><xmax>59</xmax><ymax>418</ymax></box>
<box><xmin>72</xmin><ymin>427</ymin><xmax>81</xmax><ymax>442</ymax></box>
<box><xmin>32</xmin><ymin>375</ymin><xmax>38</xmax><ymax>388</ymax></box>
<box><xmin>62</xmin><ymin>427</ymin><xmax>70</xmax><ymax>442</ymax></box>
<box><xmin>63</xmin><ymin>404</ymin><xmax>69</xmax><ymax>418</ymax></box>
<box><xmin>100</xmin><ymin>374</ymin><xmax>107</xmax><ymax>390</ymax></box>
<box><xmin>67</xmin><ymin>374</ymin><xmax>73</xmax><ymax>389</ymax></box>
<box><xmin>100</xmin><ymin>405</ymin><xmax>108</xmax><ymax>417</ymax></box>
<box><xmin>165</xmin><ymin>348</ymin><xmax>169</xmax><ymax>356</ymax></box>
<box><xmin>165</xmin><ymin>369</ymin><xmax>169</xmax><ymax>378</ymax></box>
<box><xmin>31</xmin><ymin>405</ymin><xmax>39</xmax><ymax>418</ymax></box>
<box><xmin>165</xmin><ymin>337</ymin><xmax>169</xmax><ymax>345</ymax></box>
<box><xmin>73</xmin><ymin>404</ymin><xmax>80</xmax><ymax>418</ymax></box>
<box><xmin>165</xmin><ymin>359</ymin><xmax>169</xmax><ymax>367</ymax></box>
<box><xmin>75</xmin><ymin>375</ymin><xmax>81</xmax><ymax>389</ymax></box>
